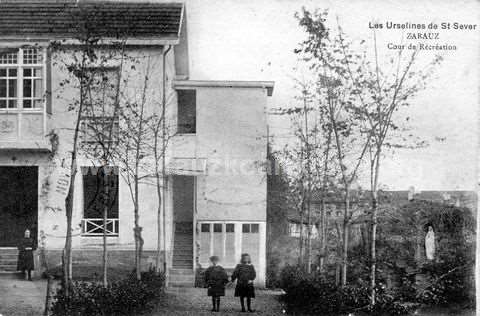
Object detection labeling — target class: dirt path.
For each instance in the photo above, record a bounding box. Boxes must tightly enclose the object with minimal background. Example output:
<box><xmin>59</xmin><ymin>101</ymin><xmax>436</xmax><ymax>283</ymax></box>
<box><xmin>0</xmin><ymin>275</ymin><xmax>47</xmax><ymax>316</ymax></box>
<box><xmin>153</xmin><ymin>287</ymin><xmax>286</xmax><ymax>316</ymax></box>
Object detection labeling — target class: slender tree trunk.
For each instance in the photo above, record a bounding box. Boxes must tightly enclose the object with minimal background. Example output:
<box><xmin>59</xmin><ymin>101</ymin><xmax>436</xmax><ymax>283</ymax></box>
<box><xmin>341</xmin><ymin>188</ymin><xmax>350</xmax><ymax>286</ymax></box>
<box><xmin>155</xmin><ymin>159</ymin><xmax>163</xmax><ymax>273</ymax></box>
<box><xmin>319</xmin><ymin>130</ymin><xmax>332</xmax><ymax>273</ymax></box>
<box><xmin>319</xmin><ymin>198</ymin><xmax>326</xmax><ymax>271</ymax></box>
<box><xmin>134</xmin><ymin>173</ymin><xmax>143</xmax><ymax>280</ymax></box>
<box><xmin>102</xmin><ymin>167</ymin><xmax>109</xmax><ymax>286</ymax></box>
<box><xmin>370</xmin><ymin>150</ymin><xmax>381</xmax><ymax>306</ymax></box>
<box><xmin>370</xmin><ymin>189</ymin><xmax>378</xmax><ymax>305</ymax></box>
<box><xmin>299</xmin><ymin>208</ymin><xmax>304</xmax><ymax>266</ymax></box>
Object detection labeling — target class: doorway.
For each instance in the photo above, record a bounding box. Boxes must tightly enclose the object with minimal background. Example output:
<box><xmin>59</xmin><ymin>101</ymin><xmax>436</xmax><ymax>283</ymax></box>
<box><xmin>0</xmin><ymin>166</ymin><xmax>38</xmax><ymax>247</ymax></box>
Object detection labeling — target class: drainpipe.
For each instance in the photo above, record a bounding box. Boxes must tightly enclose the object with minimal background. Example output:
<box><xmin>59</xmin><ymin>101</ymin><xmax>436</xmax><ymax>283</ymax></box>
<box><xmin>162</xmin><ymin>44</ymin><xmax>172</xmax><ymax>285</ymax></box>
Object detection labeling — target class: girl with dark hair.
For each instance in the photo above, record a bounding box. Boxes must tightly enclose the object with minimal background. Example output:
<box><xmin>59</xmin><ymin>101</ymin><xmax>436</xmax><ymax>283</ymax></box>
<box><xmin>17</xmin><ymin>229</ymin><xmax>35</xmax><ymax>281</ymax></box>
<box><xmin>231</xmin><ymin>253</ymin><xmax>256</xmax><ymax>313</ymax></box>
<box><xmin>204</xmin><ymin>255</ymin><xmax>229</xmax><ymax>312</ymax></box>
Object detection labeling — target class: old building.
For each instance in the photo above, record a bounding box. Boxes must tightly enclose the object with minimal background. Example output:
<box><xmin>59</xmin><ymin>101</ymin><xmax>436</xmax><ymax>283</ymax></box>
<box><xmin>0</xmin><ymin>0</ymin><xmax>273</xmax><ymax>287</ymax></box>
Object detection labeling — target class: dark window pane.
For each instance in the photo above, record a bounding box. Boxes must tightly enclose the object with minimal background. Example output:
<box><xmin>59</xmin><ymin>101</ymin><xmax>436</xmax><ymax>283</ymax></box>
<box><xmin>0</xmin><ymin>69</ymin><xmax>6</xmax><ymax>77</ymax></box>
<box><xmin>251</xmin><ymin>224</ymin><xmax>259</xmax><ymax>233</ymax></box>
<box><xmin>201</xmin><ymin>223</ymin><xmax>210</xmax><ymax>233</ymax></box>
<box><xmin>0</xmin><ymin>100</ymin><xmax>6</xmax><ymax>108</ymax></box>
<box><xmin>23</xmin><ymin>68</ymin><xmax>32</xmax><ymax>77</ymax></box>
<box><xmin>82</xmin><ymin>167</ymin><xmax>119</xmax><ymax>219</ymax></box>
<box><xmin>213</xmin><ymin>223</ymin><xmax>222</xmax><ymax>233</ymax></box>
<box><xmin>8</xmin><ymin>79</ymin><xmax>16</xmax><ymax>97</ymax></box>
<box><xmin>8</xmin><ymin>100</ymin><xmax>16</xmax><ymax>108</ymax></box>
<box><xmin>242</xmin><ymin>224</ymin><xmax>250</xmax><ymax>233</ymax></box>
<box><xmin>177</xmin><ymin>89</ymin><xmax>196</xmax><ymax>134</ymax></box>
<box><xmin>23</xmin><ymin>100</ymin><xmax>32</xmax><ymax>108</ymax></box>
<box><xmin>0</xmin><ymin>79</ymin><xmax>6</xmax><ymax>97</ymax></box>
<box><xmin>23</xmin><ymin>79</ymin><xmax>32</xmax><ymax>97</ymax></box>
<box><xmin>8</xmin><ymin>69</ymin><xmax>16</xmax><ymax>77</ymax></box>
<box><xmin>226</xmin><ymin>224</ymin><xmax>235</xmax><ymax>233</ymax></box>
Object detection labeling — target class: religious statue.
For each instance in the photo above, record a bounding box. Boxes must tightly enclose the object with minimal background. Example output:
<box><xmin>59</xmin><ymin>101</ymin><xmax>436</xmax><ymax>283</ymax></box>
<box><xmin>425</xmin><ymin>225</ymin><xmax>435</xmax><ymax>260</ymax></box>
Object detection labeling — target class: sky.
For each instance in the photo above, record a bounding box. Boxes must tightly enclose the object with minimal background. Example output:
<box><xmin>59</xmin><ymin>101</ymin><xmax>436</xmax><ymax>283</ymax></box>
<box><xmin>182</xmin><ymin>0</ymin><xmax>479</xmax><ymax>191</ymax></box>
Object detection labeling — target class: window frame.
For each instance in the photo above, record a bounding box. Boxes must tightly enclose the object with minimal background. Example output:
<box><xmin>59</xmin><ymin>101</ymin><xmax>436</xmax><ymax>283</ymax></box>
<box><xmin>176</xmin><ymin>89</ymin><xmax>196</xmax><ymax>134</ymax></box>
<box><xmin>81</xmin><ymin>166</ymin><xmax>120</xmax><ymax>237</ymax></box>
<box><xmin>0</xmin><ymin>47</ymin><xmax>46</xmax><ymax>111</ymax></box>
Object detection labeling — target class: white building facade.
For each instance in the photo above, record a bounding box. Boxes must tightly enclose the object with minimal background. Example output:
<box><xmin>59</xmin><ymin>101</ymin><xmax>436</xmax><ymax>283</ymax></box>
<box><xmin>0</xmin><ymin>1</ymin><xmax>273</xmax><ymax>286</ymax></box>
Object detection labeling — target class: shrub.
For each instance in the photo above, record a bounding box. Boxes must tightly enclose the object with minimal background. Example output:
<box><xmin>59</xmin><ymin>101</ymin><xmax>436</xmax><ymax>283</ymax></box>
<box><xmin>51</xmin><ymin>270</ymin><xmax>165</xmax><ymax>316</ymax></box>
<box><xmin>418</xmin><ymin>260</ymin><xmax>474</xmax><ymax>306</ymax></box>
<box><xmin>279</xmin><ymin>265</ymin><xmax>415</xmax><ymax>316</ymax></box>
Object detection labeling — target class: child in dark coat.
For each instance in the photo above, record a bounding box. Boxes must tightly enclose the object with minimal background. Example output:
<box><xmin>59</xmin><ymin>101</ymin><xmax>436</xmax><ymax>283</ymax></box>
<box><xmin>204</xmin><ymin>255</ymin><xmax>229</xmax><ymax>312</ymax></box>
<box><xmin>231</xmin><ymin>253</ymin><xmax>256</xmax><ymax>313</ymax></box>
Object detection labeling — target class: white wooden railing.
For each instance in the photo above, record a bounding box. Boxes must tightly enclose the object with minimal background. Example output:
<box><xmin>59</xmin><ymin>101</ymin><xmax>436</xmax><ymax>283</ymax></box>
<box><xmin>81</xmin><ymin>218</ymin><xmax>119</xmax><ymax>237</ymax></box>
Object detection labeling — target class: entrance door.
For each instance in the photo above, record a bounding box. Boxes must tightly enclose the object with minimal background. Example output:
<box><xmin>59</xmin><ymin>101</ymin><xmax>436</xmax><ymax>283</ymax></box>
<box><xmin>0</xmin><ymin>166</ymin><xmax>38</xmax><ymax>247</ymax></box>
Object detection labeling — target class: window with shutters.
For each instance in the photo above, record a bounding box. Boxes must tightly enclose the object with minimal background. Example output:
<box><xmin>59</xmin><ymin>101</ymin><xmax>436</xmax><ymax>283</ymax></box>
<box><xmin>0</xmin><ymin>47</ymin><xmax>45</xmax><ymax>110</ymax></box>
<box><xmin>81</xmin><ymin>167</ymin><xmax>119</xmax><ymax>237</ymax></box>
<box><xmin>177</xmin><ymin>89</ymin><xmax>196</xmax><ymax>134</ymax></box>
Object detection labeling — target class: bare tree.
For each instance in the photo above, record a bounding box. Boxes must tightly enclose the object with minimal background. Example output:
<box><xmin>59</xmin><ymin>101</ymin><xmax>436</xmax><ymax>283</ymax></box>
<box><xmin>295</xmin><ymin>8</ymin><xmax>372</xmax><ymax>285</ymax></box>
<box><xmin>150</xmin><ymin>45</ymin><xmax>174</xmax><ymax>275</ymax></box>
<box><xmin>341</xmin><ymin>32</ymin><xmax>443</xmax><ymax>306</ymax></box>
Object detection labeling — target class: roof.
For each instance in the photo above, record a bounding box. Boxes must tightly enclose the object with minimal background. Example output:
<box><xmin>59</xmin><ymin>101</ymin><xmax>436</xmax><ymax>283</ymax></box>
<box><xmin>0</xmin><ymin>0</ymin><xmax>184</xmax><ymax>40</ymax></box>
<box><xmin>286</xmin><ymin>190</ymin><xmax>477</xmax><ymax>223</ymax></box>
<box><xmin>174</xmin><ymin>80</ymin><xmax>275</xmax><ymax>96</ymax></box>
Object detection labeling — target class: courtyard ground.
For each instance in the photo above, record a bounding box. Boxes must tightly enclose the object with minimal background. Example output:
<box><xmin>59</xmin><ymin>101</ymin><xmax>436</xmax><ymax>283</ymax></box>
<box><xmin>153</xmin><ymin>287</ymin><xmax>287</xmax><ymax>316</ymax></box>
<box><xmin>0</xmin><ymin>274</ymin><xmax>47</xmax><ymax>316</ymax></box>
<box><xmin>0</xmin><ymin>276</ymin><xmax>474</xmax><ymax>316</ymax></box>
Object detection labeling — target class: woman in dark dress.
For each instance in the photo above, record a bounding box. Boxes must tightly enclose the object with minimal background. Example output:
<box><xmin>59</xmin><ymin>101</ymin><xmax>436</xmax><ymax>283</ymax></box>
<box><xmin>204</xmin><ymin>255</ymin><xmax>229</xmax><ymax>312</ymax></box>
<box><xmin>231</xmin><ymin>253</ymin><xmax>256</xmax><ymax>313</ymax></box>
<box><xmin>17</xmin><ymin>229</ymin><xmax>35</xmax><ymax>281</ymax></box>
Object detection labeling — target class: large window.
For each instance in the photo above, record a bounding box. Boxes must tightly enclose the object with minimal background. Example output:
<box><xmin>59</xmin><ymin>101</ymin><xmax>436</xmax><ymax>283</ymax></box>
<box><xmin>198</xmin><ymin>222</ymin><xmax>262</xmax><ymax>269</ymax></box>
<box><xmin>177</xmin><ymin>89</ymin><xmax>196</xmax><ymax>134</ymax></box>
<box><xmin>81</xmin><ymin>167</ymin><xmax>119</xmax><ymax>237</ymax></box>
<box><xmin>0</xmin><ymin>48</ymin><xmax>44</xmax><ymax>110</ymax></box>
<box><xmin>199</xmin><ymin>221</ymin><xmax>236</xmax><ymax>268</ymax></box>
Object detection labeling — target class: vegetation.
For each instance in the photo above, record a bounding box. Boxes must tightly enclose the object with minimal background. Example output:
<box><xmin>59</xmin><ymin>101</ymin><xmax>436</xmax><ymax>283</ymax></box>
<box><xmin>50</xmin><ymin>270</ymin><xmax>165</xmax><ymax>316</ymax></box>
<box><xmin>272</xmin><ymin>6</ymin><xmax>450</xmax><ymax>311</ymax></box>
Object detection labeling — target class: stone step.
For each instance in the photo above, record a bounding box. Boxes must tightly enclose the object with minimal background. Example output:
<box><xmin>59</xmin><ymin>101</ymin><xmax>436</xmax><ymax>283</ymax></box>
<box><xmin>0</xmin><ymin>258</ymin><xmax>17</xmax><ymax>264</ymax></box>
<box><xmin>169</xmin><ymin>268</ymin><xmax>194</xmax><ymax>275</ymax></box>
<box><xmin>172</xmin><ymin>264</ymin><xmax>194</xmax><ymax>269</ymax></box>
<box><xmin>168</xmin><ymin>274</ymin><xmax>195</xmax><ymax>282</ymax></box>
<box><xmin>172</xmin><ymin>260</ymin><xmax>194</xmax><ymax>267</ymax></box>
<box><xmin>174</xmin><ymin>239</ymin><xmax>193</xmax><ymax>244</ymax></box>
<box><xmin>0</xmin><ymin>265</ymin><xmax>17</xmax><ymax>271</ymax></box>
<box><xmin>0</xmin><ymin>271</ymin><xmax>22</xmax><ymax>279</ymax></box>
<box><xmin>173</xmin><ymin>251</ymin><xmax>193</xmax><ymax>259</ymax></box>
<box><xmin>173</xmin><ymin>247</ymin><xmax>193</xmax><ymax>252</ymax></box>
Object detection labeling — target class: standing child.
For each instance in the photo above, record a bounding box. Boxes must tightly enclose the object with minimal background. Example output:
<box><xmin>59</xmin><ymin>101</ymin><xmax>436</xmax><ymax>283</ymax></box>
<box><xmin>231</xmin><ymin>253</ymin><xmax>256</xmax><ymax>313</ymax></box>
<box><xmin>204</xmin><ymin>255</ymin><xmax>229</xmax><ymax>312</ymax></box>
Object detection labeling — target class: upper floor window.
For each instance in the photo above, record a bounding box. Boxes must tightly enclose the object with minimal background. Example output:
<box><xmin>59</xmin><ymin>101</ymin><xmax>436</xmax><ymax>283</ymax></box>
<box><xmin>81</xmin><ymin>67</ymin><xmax>120</xmax><ymax>144</ymax></box>
<box><xmin>0</xmin><ymin>48</ymin><xmax>44</xmax><ymax>110</ymax></box>
<box><xmin>177</xmin><ymin>89</ymin><xmax>196</xmax><ymax>134</ymax></box>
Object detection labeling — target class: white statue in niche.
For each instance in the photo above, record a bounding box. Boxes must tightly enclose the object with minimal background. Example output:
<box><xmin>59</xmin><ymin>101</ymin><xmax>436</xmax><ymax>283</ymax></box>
<box><xmin>425</xmin><ymin>225</ymin><xmax>435</xmax><ymax>260</ymax></box>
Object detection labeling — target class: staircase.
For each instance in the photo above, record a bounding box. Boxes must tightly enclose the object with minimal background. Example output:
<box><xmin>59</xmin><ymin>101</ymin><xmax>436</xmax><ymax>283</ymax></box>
<box><xmin>0</xmin><ymin>248</ymin><xmax>18</xmax><ymax>272</ymax></box>
<box><xmin>169</xmin><ymin>222</ymin><xmax>194</xmax><ymax>287</ymax></box>
<box><xmin>0</xmin><ymin>248</ymin><xmax>21</xmax><ymax>279</ymax></box>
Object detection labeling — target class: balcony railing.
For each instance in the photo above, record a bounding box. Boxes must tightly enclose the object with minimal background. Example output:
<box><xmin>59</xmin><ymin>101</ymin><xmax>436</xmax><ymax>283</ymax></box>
<box><xmin>81</xmin><ymin>218</ymin><xmax>119</xmax><ymax>237</ymax></box>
